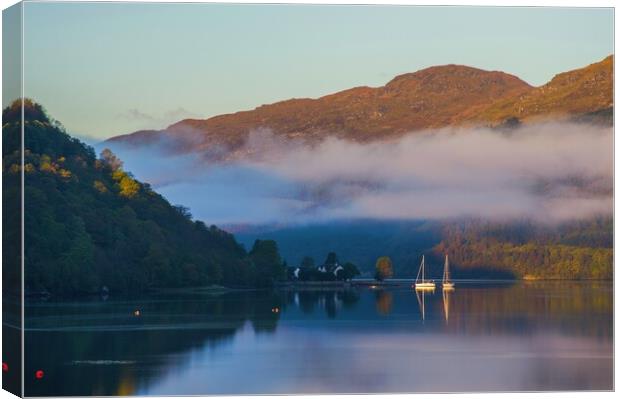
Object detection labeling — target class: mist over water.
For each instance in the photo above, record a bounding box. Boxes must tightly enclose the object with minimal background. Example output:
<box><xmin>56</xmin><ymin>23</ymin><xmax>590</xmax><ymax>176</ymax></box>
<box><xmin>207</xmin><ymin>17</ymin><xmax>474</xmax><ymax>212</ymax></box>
<box><xmin>100</xmin><ymin>122</ymin><xmax>613</xmax><ymax>226</ymax></box>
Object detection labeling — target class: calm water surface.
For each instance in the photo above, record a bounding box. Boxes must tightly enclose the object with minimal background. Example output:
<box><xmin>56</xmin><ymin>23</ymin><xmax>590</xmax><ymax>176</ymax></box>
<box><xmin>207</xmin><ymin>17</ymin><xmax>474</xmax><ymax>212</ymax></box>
<box><xmin>23</xmin><ymin>281</ymin><xmax>612</xmax><ymax>395</ymax></box>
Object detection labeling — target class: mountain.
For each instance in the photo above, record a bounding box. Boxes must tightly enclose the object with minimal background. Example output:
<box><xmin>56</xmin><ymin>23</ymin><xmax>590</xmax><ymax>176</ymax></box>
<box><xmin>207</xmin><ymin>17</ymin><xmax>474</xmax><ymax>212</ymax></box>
<box><xmin>471</xmin><ymin>55</ymin><xmax>614</xmax><ymax>125</ymax></box>
<box><xmin>2</xmin><ymin>100</ymin><xmax>287</xmax><ymax>296</ymax></box>
<box><xmin>106</xmin><ymin>55</ymin><xmax>613</xmax><ymax>158</ymax></box>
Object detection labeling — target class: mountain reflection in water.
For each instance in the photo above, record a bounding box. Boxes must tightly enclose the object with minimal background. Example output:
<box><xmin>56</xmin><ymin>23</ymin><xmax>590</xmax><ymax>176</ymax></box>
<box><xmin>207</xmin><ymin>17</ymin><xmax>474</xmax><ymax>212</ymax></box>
<box><xmin>24</xmin><ymin>281</ymin><xmax>612</xmax><ymax>396</ymax></box>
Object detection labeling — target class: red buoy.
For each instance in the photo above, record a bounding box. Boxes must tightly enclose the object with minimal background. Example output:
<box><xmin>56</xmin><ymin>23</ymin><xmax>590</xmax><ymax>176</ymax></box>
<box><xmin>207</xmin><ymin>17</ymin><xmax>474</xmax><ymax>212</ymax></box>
<box><xmin>35</xmin><ymin>370</ymin><xmax>44</xmax><ymax>379</ymax></box>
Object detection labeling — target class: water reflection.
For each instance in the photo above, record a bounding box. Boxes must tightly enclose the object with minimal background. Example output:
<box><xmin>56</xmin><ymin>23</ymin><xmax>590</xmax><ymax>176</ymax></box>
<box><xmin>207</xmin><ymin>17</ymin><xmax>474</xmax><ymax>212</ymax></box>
<box><xmin>284</xmin><ymin>288</ymin><xmax>360</xmax><ymax>318</ymax></box>
<box><xmin>442</xmin><ymin>288</ymin><xmax>452</xmax><ymax>323</ymax></box>
<box><xmin>24</xmin><ymin>281</ymin><xmax>612</xmax><ymax>396</ymax></box>
<box><xmin>375</xmin><ymin>290</ymin><xmax>393</xmax><ymax>315</ymax></box>
<box><xmin>412</xmin><ymin>287</ymin><xmax>452</xmax><ymax>322</ymax></box>
<box><xmin>415</xmin><ymin>289</ymin><xmax>429</xmax><ymax>321</ymax></box>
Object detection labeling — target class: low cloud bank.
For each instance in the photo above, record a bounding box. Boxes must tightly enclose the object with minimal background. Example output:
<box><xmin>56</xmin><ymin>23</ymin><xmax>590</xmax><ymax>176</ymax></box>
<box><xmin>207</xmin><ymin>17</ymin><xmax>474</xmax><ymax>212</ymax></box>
<box><xmin>100</xmin><ymin>122</ymin><xmax>613</xmax><ymax>226</ymax></box>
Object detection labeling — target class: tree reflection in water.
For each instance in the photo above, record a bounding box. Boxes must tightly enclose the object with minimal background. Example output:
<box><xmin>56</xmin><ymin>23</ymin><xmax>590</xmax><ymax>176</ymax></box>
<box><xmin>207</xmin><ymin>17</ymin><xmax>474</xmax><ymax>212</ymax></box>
<box><xmin>375</xmin><ymin>290</ymin><xmax>393</xmax><ymax>315</ymax></box>
<box><xmin>25</xmin><ymin>288</ymin><xmax>360</xmax><ymax>396</ymax></box>
<box><xmin>24</xmin><ymin>281</ymin><xmax>612</xmax><ymax>396</ymax></box>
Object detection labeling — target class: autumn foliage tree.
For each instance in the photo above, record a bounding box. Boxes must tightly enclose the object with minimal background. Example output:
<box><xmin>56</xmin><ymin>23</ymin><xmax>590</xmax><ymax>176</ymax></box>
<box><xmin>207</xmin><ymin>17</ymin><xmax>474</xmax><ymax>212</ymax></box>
<box><xmin>374</xmin><ymin>256</ymin><xmax>394</xmax><ymax>281</ymax></box>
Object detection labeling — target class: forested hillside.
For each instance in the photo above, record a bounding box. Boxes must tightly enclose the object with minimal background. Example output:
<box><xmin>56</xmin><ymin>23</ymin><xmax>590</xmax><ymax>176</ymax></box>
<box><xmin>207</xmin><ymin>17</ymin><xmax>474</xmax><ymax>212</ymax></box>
<box><xmin>2</xmin><ymin>100</ymin><xmax>285</xmax><ymax>296</ymax></box>
<box><xmin>238</xmin><ymin>218</ymin><xmax>613</xmax><ymax>280</ymax></box>
<box><xmin>435</xmin><ymin>219</ymin><xmax>613</xmax><ymax>280</ymax></box>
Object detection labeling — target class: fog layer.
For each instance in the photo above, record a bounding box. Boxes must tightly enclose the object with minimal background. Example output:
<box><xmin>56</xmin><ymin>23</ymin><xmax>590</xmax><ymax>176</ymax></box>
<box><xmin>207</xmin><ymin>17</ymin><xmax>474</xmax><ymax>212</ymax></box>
<box><xmin>100</xmin><ymin>122</ymin><xmax>613</xmax><ymax>226</ymax></box>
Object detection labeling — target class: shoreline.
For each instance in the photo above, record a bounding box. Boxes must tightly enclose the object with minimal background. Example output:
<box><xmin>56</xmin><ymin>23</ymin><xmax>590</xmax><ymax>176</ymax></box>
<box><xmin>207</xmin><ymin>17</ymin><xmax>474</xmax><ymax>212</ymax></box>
<box><xmin>18</xmin><ymin>278</ymin><xmax>613</xmax><ymax>300</ymax></box>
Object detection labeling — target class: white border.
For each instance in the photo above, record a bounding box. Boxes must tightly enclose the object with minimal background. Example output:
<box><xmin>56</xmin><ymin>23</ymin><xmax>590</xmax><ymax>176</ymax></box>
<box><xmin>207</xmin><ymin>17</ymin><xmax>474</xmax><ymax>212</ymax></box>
<box><xmin>0</xmin><ymin>1</ymin><xmax>617</xmax><ymax>399</ymax></box>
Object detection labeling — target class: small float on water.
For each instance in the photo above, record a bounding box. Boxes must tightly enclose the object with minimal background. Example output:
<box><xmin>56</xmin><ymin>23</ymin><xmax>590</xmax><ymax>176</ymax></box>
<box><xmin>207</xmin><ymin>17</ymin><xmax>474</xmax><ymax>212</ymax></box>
<box><xmin>414</xmin><ymin>255</ymin><xmax>436</xmax><ymax>290</ymax></box>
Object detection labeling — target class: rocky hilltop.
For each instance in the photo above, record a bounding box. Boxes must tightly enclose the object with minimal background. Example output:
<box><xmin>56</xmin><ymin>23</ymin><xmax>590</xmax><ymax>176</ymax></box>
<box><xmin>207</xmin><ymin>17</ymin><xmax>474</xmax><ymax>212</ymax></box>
<box><xmin>106</xmin><ymin>55</ymin><xmax>613</xmax><ymax>157</ymax></box>
<box><xmin>471</xmin><ymin>55</ymin><xmax>613</xmax><ymax>125</ymax></box>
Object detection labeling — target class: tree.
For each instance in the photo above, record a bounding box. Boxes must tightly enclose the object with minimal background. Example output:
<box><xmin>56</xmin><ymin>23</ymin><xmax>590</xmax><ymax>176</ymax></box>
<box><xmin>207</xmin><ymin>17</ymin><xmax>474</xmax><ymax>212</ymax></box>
<box><xmin>375</xmin><ymin>256</ymin><xmax>393</xmax><ymax>281</ymax></box>
<box><xmin>59</xmin><ymin>216</ymin><xmax>98</xmax><ymax>294</ymax></box>
<box><xmin>118</xmin><ymin>175</ymin><xmax>140</xmax><ymax>198</ymax></box>
<box><xmin>249</xmin><ymin>239</ymin><xmax>285</xmax><ymax>286</ymax></box>
<box><xmin>341</xmin><ymin>262</ymin><xmax>361</xmax><ymax>281</ymax></box>
<box><xmin>300</xmin><ymin>256</ymin><xmax>315</xmax><ymax>269</ymax></box>
<box><xmin>99</xmin><ymin>148</ymin><xmax>123</xmax><ymax>171</ymax></box>
<box><xmin>324</xmin><ymin>252</ymin><xmax>339</xmax><ymax>266</ymax></box>
<box><xmin>174</xmin><ymin>205</ymin><xmax>193</xmax><ymax>220</ymax></box>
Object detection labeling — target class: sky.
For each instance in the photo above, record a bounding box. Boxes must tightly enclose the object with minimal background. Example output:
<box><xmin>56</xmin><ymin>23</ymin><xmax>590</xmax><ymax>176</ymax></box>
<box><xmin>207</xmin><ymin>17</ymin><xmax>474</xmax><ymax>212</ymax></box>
<box><xmin>14</xmin><ymin>2</ymin><xmax>614</xmax><ymax>140</ymax></box>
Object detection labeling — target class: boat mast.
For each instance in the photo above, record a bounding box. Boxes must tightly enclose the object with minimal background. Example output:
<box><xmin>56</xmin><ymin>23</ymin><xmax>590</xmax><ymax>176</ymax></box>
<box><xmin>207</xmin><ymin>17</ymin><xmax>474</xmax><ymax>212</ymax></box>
<box><xmin>443</xmin><ymin>254</ymin><xmax>449</xmax><ymax>283</ymax></box>
<box><xmin>422</xmin><ymin>255</ymin><xmax>425</xmax><ymax>282</ymax></box>
<box><xmin>415</xmin><ymin>256</ymin><xmax>423</xmax><ymax>283</ymax></box>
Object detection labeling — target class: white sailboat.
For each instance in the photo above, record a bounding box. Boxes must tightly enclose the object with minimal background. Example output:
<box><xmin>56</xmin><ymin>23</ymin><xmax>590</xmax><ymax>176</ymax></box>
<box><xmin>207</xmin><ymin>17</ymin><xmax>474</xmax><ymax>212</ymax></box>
<box><xmin>414</xmin><ymin>255</ymin><xmax>436</xmax><ymax>290</ymax></box>
<box><xmin>442</xmin><ymin>254</ymin><xmax>455</xmax><ymax>290</ymax></box>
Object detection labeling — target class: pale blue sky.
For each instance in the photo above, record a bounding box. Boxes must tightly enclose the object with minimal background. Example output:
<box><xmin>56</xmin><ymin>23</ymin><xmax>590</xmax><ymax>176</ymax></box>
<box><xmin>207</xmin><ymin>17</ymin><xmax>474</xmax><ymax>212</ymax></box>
<box><xmin>17</xmin><ymin>2</ymin><xmax>614</xmax><ymax>140</ymax></box>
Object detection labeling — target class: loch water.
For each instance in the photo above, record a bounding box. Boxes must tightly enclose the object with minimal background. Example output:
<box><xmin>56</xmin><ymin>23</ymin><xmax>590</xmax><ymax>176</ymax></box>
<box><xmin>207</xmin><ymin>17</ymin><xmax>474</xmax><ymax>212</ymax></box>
<box><xmin>21</xmin><ymin>280</ymin><xmax>612</xmax><ymax>395</ymax></box>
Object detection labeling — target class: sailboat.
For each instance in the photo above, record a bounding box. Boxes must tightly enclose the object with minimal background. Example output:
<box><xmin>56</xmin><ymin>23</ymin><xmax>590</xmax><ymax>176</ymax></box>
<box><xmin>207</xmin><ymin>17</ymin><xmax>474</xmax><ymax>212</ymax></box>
<box><xmin>414</xmin><ymin>255</ymin><xmax>436</xmax><ymax>290</ymax></box>
<box><xmin>442</xmin><ymin>254</ymin><xmax>455</xmax><ymax>290</ymax></box>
